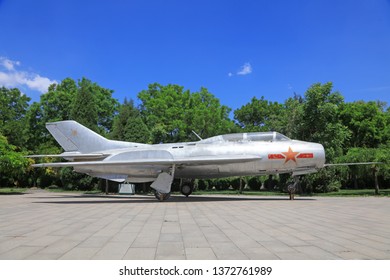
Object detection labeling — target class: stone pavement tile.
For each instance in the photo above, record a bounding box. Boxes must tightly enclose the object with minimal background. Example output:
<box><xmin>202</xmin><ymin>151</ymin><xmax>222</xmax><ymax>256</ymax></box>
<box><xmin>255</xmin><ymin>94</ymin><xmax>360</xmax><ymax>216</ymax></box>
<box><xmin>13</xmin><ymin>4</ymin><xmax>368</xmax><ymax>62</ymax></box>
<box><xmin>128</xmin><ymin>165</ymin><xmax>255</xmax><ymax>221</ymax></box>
<box><xmin>92</xmin><ymin>241</ymin><xmax>131</xmax><ymax>260</ymax></box>
<box><xmin>201</xmin><ymin>227</ymin><xmax>230</xmax><ymax>243</ymax></box>
<box><xmin>182</xmin><ymin>233</ymin><xmax>210</xmax><ymax>248</ymax></box>
<box><xmin>159</xmin><ymin>233</ymin><xmax>182</xmax><ymax>243</ymax></box>
<box><xmin>156</xmin><ymin>242</ymin><xmax>185</xmax><ymax>260</ymax></box>
<box><xmin>0</xmin><ymin>245</ymin><xmax>43</xmax><ymax>260</ymax></box>
<box><xmin>0</xmin><ymin>237</ymin><xmax>30</xmax><ymax>254</ymax></box>
<box><xmin>131</xmin><ymin>235</ymin><xmax>159</xmax><ymax>248</ymax></box>
<box><xmin>123</xmin><ymin>247</ymin><xmax>156</xmax><ymax>260</ymax></box>
<box><xmin>342</xmin><ymin>243</ymin><xmax>390</xmax><ymax>259</ymax></box>
<box><xmin>161</xmin><ymin>224</ymin><xmax>181</xmax><ymax>234</ymax></box>
<box><xmin>210</xmin><ymin>242</ymin><xmax>248</xmax><ymax>260</ymax></box>
<box><xmin>333</xmin><ymin>250</ymin><xmax>371</xmax><ymax>260</ymax></box>
<box><xmin>307</xmin><ymin>239</ymin><xmax>352</xmax><ymax>254</ymax></box>
<box><xmin>27</xmin><ymin>235</ymin><xmax>64</xmax><ymax>247</ymax></box>
<box><xmin>110</xmin><ymin>232</ymin><xmax>138</xmax><ymax>243</ymax></box>
<box><xmin>293</xmin><ymin>245</ymin><xmax>340</xmax><ymax>260</ymax></box>
<box><xmin>185</xmin><ymin>248</ymin><xmax>217</xmax><ymax>259</ymax></box>
<box><xmin>59</xmin><ymin>247</ymin><xmax>101</xmax><ymax>259</ymax></box>
<box><xmin>275</xmin><ymin>252</ymin><xmax>309</xmax><ymax>260</ymax></box>
<box><xmin>242</xmin><ymin>247</ymin><xmax>280</xmax><ymax>260</ymax></box>
<box><xmin>24</xmin><ymin>252</ymin><xmax>64</xmax><ymax>260</ymax></box>
<box><xmin>353</xmin><ymin>238</ymin><xmax>390</xmax><ymax>251</ymax></box>
<box><xmin>259</xmin><ymin>240</ymin><xmax>297</xmax><ymax>254</ymax></box>
<box><xmin>34</xmin><ymin>240</ymin><xmax>80</xmax><ymax>255</ymax></box>
<box><xmin>78</xmin><ymin>236</ymin><xmax>111</xmax><ymax>248</ymax></box>
<box><xmin>275</xmin><ymin>235</ymin><xmax>310</xmax><ymax>247</ymax></box>
<box><xmin>360</xmin><ymin>234</ymin><xmax>390</xmax><ymax>245</ymax></box>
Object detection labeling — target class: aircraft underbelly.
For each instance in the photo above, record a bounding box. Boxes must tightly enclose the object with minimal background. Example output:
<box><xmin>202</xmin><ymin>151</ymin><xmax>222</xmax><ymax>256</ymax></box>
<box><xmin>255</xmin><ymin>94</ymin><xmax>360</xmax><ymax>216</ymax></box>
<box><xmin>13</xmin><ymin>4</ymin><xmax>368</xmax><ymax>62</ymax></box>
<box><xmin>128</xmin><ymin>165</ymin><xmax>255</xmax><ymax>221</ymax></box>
<box><xmin>75</xmin><ymin>165</ymin><xmax>164</xmax><ymax>178</ymax></box>
<box><xmin>176</xmin><ymin>162</ymin><xmax>263</xmax><ymax>178</ymax></box>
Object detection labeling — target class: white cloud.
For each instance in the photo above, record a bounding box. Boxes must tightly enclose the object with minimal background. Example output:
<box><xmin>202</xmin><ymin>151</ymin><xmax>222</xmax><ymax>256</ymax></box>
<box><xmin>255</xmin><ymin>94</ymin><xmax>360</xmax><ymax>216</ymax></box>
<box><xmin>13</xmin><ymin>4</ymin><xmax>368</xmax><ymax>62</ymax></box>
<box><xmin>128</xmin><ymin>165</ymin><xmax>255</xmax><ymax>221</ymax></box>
<box><xmin>0</xmin><ymin>57</ymin><xmax>20</xmax><ymax>71</ymax></box>
<box><xmin>0</xmin><ymin>57</ymin><xmax>56</xmax><ymax>93</ymax></box>
<box><xmin>237</xmin><ymin>62</ymin><xmax>252</xmax><ymax>75</ymax></box>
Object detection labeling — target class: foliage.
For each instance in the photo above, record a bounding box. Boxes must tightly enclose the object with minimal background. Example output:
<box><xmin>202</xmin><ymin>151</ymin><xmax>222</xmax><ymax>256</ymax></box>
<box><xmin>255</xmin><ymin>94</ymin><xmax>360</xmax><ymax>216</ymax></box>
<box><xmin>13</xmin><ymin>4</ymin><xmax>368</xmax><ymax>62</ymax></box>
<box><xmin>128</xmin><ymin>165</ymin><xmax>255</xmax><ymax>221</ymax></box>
<box><xmin>335</xmin><ymin>146</ymin><xmax>390</xmax><ymax>189</ymax></box>
<box><xmin>339</xmin><ymin>101</ymin><xmax>387</xmax><ymax>148</ymax></box>
<box><xmin>297</xmin><ymin>82</ymin><xmax>350</xmax><ymax>161</ymax></box>
<box><xmin>111</xmin><ymin>98</ymin><xmax>151</xmax><ymax>143</ymax></box>
<box><xmin>234</xmin><ymin>96</ymin><xmax>284</xmax><ymax>132</ymax></box>
<box><xmin>59</xmin><ymin>167</ymin><xmax>96</xmax><ymax>191</ymax></box>
<box><xmin>138</xmin><ymin>83</ymin><xmax>235</xmax><ymax>143</ymax></box>
<box><xmin>70</xmin><ymin>78</ymin><xmax>99</xmax><ymax>131</ymax></box>
<box><xmin>0</xmin><ymin>134</ymin><xmax>30</xmax><ymax>187</ymax></box>
<box><xmin>0</xmin><ymin>87</ymin><xmax>31</xmax><ymax>147</ymax></box>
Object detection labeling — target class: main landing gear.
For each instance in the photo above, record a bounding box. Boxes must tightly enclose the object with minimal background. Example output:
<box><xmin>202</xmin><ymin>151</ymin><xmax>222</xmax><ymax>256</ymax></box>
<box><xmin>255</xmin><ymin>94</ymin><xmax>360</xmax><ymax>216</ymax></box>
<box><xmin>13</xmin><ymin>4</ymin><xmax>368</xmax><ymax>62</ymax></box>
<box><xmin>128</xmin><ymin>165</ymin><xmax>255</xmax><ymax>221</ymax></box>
<box><xmin>154</xmin><ymin>184</ymin><xmax>194</xmax><ymax>201</ymax></box>
<box><xmin>155</xmin><ymin>191</ymin><xmax>171</xmax><ymax>201</ymax></box>
<box><xmin>180</xmin><ymin>184</ymin><xmax>193</xmax><ymax>197</ymax></box>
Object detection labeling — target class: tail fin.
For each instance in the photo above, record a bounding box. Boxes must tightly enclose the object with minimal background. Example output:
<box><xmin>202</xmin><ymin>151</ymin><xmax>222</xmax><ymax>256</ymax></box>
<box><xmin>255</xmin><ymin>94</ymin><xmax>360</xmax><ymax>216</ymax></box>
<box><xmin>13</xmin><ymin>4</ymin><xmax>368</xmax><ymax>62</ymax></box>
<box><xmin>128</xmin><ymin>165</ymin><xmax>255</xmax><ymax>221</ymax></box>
<box><xmin>46</xmin><ymin>120</ymin><xmax>143</xmax><ymax>153</ymax></box>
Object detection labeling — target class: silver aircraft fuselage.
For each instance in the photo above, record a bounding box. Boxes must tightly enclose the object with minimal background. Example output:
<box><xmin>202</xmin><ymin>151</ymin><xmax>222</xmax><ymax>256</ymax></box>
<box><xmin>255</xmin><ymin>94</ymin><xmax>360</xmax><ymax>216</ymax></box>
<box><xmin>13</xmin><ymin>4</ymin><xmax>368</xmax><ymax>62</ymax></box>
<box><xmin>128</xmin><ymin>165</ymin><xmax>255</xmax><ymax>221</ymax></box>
<box><xmin>73</xmin><ymin>136</ymin><xmax>325</xmax><ymax>182</ymax></box>
<box><xmin>31</xmin><ymin>121</ymin><xmax>325</xmax><ymax>185</ymax></box>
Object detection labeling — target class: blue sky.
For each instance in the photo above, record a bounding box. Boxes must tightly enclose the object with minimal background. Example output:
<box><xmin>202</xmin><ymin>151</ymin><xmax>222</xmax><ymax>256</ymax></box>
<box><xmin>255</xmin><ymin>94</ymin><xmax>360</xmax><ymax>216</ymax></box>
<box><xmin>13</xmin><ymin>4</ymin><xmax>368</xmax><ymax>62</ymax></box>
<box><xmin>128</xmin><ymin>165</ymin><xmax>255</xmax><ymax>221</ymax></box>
<box><xmin>1</xmin><ymin>0</ymin><xmax>390</xmax><ymax>111</ymax></box>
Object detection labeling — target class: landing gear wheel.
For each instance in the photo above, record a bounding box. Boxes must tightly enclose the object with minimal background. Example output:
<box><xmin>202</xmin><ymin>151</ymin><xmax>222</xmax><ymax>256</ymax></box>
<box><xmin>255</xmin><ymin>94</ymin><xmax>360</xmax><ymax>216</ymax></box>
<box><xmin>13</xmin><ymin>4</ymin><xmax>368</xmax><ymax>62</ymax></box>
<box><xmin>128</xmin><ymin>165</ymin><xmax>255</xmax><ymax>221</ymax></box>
<box><xmin>155</xmin><ymin>191</ymin><xmax>171</xmax><ymax>201</ymax></box>
<box><xmin>180</xmin><ymin>184</ymin><xmax>193</xmax><ymax>197</ymax></box>
<box><xmin>287</xmin><ymin>184</ymin><xmax>296</xmax><ymax>200</ymax></box>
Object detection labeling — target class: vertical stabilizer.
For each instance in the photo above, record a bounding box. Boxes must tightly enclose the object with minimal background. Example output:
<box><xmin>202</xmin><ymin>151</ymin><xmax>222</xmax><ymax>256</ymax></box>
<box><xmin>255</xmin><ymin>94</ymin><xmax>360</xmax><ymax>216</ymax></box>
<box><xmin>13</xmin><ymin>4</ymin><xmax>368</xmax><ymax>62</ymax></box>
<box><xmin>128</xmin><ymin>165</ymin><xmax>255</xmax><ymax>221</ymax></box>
<box><xmin>46</xmin><ymin>120</ymin><xmax>137</xmax><ymax>153</ymax></box>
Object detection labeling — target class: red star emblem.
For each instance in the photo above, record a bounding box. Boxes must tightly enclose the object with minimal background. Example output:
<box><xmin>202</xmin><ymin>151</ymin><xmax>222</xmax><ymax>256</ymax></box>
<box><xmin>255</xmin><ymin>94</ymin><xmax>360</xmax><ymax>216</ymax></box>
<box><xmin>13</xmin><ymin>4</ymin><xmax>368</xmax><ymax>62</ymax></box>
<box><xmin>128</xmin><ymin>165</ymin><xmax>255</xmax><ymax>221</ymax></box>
<box><xmin>282</xmin><ymin>146</ymin><xmax>299</xmax><ymax>163</ymax></box>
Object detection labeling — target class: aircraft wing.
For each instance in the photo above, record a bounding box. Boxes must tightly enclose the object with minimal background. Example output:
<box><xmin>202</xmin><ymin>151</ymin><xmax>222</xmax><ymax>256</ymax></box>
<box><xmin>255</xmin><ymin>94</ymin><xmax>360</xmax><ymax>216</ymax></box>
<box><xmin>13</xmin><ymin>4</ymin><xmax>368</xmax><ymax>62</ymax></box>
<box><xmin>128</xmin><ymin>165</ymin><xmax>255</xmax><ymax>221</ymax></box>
<box><xmin>32</xmin><ymin>154</ymin><xmax>261</xmax><ymax>168</ymax></box>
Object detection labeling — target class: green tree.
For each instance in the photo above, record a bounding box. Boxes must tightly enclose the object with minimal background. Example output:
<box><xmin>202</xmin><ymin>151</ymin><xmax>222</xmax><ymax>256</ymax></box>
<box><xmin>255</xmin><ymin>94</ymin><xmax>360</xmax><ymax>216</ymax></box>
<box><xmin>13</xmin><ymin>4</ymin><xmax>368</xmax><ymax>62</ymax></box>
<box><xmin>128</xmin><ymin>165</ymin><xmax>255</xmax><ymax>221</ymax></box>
<box><xmin>234</xmin><ymin>96</ymin><xmax>284</xmax><ymax>132</ymax></box>
<box><xmin>339</xmin><ymin>101</ymin><xmax>387</xmax><ymax>148</ymax></box>
<box><xmin>70</xmin><ymin>78</ymin><xmax>99</xmax><ymax>131</ymax></box>
<box><xmin>298</xmin><ymin>82</ymin><xmax>350</xmax><ymax>161</ymax></box>
<box><xmin>24</xmin><ymin>79</ymin><xmax>77</xmax><ymax>151</ymax></box>
<box><xmin>39</xmin><ymin>79</ymin><xmax>77</xmax><ymax>122</ymax></box>
<box><xmin>0</xmin><ymin>134</ymin><xmax>30</xmax><ymax>187</ymax></box>
<box><xmin>25</xmin><ymin>77</ymin><xmax>119</xmax><ymax>189</ymax></box>
<box><xmin>336</xmin><ymin>147</ymin><xmax>389</xmax><ymax>193</ymax></box>
<box><xmin>186</xmin><ymin>87</ymin><xmax>236</xmax><ymax>139</ymax></box>
<box><xmin>138</xmin><ymin>83</ymin><xmax>234</xmax><ymax>143</ymax></box>
<box><xmin>111</xmin><ymin>98</ymin><xmax>150</xmax><ymax>142</ymax></box>
<box><xmin>0</xmin><ymin>87</ymin><xmax>31</xmax><ymax>147</ymax></box>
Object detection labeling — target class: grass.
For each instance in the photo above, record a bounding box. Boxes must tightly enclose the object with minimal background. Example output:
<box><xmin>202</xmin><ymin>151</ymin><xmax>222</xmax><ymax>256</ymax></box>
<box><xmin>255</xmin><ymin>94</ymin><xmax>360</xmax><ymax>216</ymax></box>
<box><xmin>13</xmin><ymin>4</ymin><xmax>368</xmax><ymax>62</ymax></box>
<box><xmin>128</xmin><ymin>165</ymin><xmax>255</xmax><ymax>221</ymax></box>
<box><xmin>189</xmin><ymin>189</ymin><xmax>390</xmax><ymax>197</ymax></box>
<box><xmin>311</xmin><ymin>189</ymin><xmax>390</xmax><ymax>197</ymax></box>
<box><xmin>0</xmin><ymin>188</ymin><xmax>28</xmax><ymax>195</ymax></box>
<box><xmin>46</xmin><ymin>188</ymin><xmax>102</xmax><ymax>194</ymax></box>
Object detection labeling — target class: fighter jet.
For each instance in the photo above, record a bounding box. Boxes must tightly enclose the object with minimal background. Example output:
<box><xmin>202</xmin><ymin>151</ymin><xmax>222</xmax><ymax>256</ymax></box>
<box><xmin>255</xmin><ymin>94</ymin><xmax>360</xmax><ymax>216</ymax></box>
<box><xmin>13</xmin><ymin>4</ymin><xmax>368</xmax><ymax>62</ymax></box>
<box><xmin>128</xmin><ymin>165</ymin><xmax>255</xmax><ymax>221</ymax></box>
<box><xmin>31</xmin><ymin>120</ymin><xmax>327</xmax><ymax>201</ymax></box>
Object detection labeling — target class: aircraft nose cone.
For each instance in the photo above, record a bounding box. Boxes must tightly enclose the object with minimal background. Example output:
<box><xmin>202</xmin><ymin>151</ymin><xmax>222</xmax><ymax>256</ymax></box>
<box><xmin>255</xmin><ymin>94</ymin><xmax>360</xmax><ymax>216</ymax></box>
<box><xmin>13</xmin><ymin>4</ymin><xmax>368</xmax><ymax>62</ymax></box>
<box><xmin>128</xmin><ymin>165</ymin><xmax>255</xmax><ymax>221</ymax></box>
<box><xmin>316</xmin><ymin>143</ymin><xmax>326</xmax><ymax>167</ymax></box>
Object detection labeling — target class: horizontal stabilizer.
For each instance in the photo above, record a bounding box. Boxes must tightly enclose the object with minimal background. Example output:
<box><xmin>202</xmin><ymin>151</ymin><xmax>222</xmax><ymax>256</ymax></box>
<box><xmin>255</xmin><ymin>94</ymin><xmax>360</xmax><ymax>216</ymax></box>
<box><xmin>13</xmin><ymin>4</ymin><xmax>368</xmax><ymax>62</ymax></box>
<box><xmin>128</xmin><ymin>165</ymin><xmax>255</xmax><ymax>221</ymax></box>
<box><xmin>27</xmin><ymin>153</ymin><xmax>109</xmax><ymax>159</ymax></box>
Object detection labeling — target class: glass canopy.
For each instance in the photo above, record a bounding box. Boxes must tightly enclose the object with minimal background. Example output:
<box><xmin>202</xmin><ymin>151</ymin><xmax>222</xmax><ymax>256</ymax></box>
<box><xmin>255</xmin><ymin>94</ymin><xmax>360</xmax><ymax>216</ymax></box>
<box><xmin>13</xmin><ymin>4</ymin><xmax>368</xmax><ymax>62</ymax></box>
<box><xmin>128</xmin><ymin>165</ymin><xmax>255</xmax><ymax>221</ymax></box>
<box><xmin>202</xmin><ymin>132</ymin><xmax>291</xmax><ymax>143</ymax></box>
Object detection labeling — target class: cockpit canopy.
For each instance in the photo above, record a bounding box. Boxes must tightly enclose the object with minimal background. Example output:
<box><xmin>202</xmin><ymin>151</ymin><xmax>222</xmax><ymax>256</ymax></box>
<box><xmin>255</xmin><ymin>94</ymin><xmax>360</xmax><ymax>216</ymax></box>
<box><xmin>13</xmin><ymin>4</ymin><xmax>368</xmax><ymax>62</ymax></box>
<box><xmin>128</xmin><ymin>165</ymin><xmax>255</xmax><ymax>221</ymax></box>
<box><xmin>201</xmin><ymin>132</ymin><xmax>291</xmax><ymax>143</ymax></box>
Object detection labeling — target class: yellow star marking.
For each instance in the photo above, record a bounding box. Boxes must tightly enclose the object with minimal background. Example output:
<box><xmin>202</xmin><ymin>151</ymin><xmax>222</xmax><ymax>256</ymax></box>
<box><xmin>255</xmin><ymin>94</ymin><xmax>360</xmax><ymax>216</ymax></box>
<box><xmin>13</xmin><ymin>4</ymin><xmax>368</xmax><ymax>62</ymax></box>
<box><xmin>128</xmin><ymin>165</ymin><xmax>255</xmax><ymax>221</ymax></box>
<box><xmin>71</xmin><ymin>129</ymin><xmax>78</xmax><ymax>137</ymax></box>
<box><xmin>282</xmin><ymin>146</ymin><xmax>299</xmax><ymax>163</ymax></box>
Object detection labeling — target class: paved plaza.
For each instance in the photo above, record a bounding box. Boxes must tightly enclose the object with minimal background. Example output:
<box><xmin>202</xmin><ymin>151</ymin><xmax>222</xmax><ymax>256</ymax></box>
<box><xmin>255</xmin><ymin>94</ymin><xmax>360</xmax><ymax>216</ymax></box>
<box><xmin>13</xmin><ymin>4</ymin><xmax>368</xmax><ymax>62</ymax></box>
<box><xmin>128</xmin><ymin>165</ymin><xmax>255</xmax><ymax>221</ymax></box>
<box><xmin>0</xmin><ymin>190</ymin><xmax>389</xmax><ymax>260</ymax></box>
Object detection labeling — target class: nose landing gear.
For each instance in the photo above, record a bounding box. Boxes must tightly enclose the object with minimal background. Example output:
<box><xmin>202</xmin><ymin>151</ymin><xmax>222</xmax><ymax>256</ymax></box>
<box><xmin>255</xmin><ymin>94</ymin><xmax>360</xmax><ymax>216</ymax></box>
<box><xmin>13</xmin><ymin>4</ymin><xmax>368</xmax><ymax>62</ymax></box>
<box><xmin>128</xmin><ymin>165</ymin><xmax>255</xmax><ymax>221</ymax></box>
<box><xmin>287</xmin><ymin>176</ymin><xmax>300</xmax><ymax>200</ymax></box>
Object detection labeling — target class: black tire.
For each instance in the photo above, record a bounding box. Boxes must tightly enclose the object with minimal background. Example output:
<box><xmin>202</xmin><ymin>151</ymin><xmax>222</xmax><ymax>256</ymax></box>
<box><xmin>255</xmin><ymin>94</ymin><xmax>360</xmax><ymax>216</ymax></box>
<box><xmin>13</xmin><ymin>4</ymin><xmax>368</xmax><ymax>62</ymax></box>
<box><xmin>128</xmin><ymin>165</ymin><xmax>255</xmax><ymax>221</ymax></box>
<box><xmin>180</xmin><ymin>184</ymin><xmax>193</xmax><ymax>197</ymax></box>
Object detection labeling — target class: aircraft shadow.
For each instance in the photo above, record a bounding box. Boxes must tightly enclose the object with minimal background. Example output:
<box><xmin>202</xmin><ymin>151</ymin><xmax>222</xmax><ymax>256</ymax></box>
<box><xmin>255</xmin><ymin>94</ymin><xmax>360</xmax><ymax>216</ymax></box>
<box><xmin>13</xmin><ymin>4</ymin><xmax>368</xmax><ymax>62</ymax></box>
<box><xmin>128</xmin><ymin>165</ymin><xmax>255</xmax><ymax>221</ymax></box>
<box><xmin>32</xmin><ymin>194</ymin><xmax>316</xmax><ymax>204</ymax></box>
